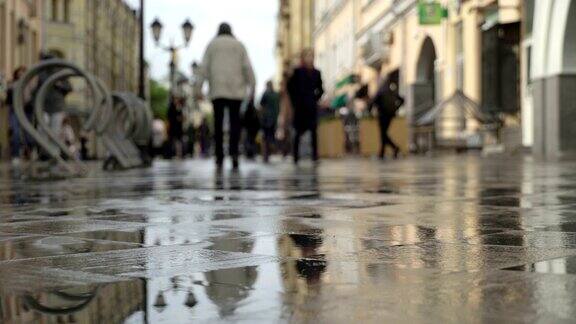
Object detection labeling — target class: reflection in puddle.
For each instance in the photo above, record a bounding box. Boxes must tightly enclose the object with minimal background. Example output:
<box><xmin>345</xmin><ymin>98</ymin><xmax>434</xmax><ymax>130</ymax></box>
<box><xmin>505</xmin><ymin>256</ymin><xmax>576</xmax><ymax>274</ymax></box>
<box><xmin>1</xmin><ymin>281</ymin><xmax>145</xmax><ymax>323</ymax></box>
<box><xmin>4</xmin><ymin>157</ymin><xmax>576</xmax><ymax>322</ymax></box>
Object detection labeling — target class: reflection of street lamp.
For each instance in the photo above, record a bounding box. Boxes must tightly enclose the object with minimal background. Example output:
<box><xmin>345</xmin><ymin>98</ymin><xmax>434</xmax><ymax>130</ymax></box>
<box><xmin>152</xmin><ymin>276</ymin><xmax>198</xmax><ymax>312</ymax></box>
<box><xmin>150</xmin><ymin>17</ymin><xmax>194</xmax><ymax>92</ymax></box>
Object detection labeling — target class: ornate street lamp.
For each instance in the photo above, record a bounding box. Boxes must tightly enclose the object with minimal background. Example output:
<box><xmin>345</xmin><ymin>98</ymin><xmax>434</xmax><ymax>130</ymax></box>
<box><xmin>149</xmin><ymin>17</ymin><xmax>193</xmax><ymax>92</ymax></box>
<box><xmin>182</xmin><ymin>19</ymin><xmax>194</xmax><ymax>45</ymax></box>
<box><xmin>151</xmin><ymin>18</ymin><xmax>163</xmax><ymax>44</ymax></box>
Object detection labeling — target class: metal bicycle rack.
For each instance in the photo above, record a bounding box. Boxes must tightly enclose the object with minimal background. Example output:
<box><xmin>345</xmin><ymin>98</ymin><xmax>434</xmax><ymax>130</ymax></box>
<box><xmin>13</xmin><ymin>59</ymin><xmax>152</xmax><ymax>176</ymax></box>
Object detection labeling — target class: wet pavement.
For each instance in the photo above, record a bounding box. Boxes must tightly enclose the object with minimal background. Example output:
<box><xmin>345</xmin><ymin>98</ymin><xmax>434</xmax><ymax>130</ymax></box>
<box><xmin>2</xmin><ymin>155</ymin><xmax>576</xmax><ymax>323</ymax></box>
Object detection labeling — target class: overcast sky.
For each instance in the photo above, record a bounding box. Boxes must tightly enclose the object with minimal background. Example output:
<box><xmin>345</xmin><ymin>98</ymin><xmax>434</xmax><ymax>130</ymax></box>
<box><xmin>125</xmin><ymin>0</ymin><xmax>279</xmax><ymax>95</ymax></box>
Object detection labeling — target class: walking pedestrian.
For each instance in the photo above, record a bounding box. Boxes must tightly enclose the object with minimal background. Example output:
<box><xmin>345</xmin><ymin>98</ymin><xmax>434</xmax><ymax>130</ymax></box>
<box><xmin>277</xmin><ymin>74</ymin><xmax>293</xmax><ymax>159</ymax></box>
<box><xmin>369</xmin><ymin>78</ymin><xmax>404</xmax><ymax>160</ymax></box>
<box><xmin>167</xmin><ymin>95</ymin><xmax>184</xmax><ymax>158</ymax></box>
<box><xmin>196</xmin><ymin>22</ymin><xmax>256</xmax><ymax>171</ymax></box>
<box><xmin>37</xmin><ymin>52</ymin><xmax>72</xmax><ymax>135</ymax></box>
<box><xmin>242</xmin><ymin>97</ymin><xmax>260</xmax><ymax>160</ymax></box>
<box><xmin>5</xmin><ymin>66</ymin><xmax>28</xmax><ymax>162</ymax></box>
<box><xmin>287</xmin><ymin>49</ymin><xmax>324</xmax><ymax>165</ymax></box>
<box><xmin>259</xmin><ymin>80</ymin><xmax>280</xmax><ymax>163</ymax></box>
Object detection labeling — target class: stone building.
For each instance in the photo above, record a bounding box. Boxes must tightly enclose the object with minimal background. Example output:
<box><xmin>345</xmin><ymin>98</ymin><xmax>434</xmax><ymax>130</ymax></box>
<box><xmin>314</xmin><ymin>0</ymin><xmax>356</xmax><ymax>95</ymax></box>
<box><xmin>303</xmin><ymin>0</ymin><xmax>523</xmax><ymax>152</ymax></box>
<box><xmin>43</xmin><ymin>0</ymin><xmax>140</xmax><ymax>93</ymax></box>
<box><xmin>275</xmin><ymin>0</ymin><xmax>315</xmax><ymax>84</ymax></box>
<box><xmin>0</xmin><ymin>0</ymin><xmax>43</xmax><ymax>160</ymax></box>
<box><xmin>528</xmin><ymin>0</ymin><xmax>576</xmax><ymax>159</ymax></box>
<box><xmin>43</xmin><ymin>0</ymin><xmax>141</xmax><ymax>157</ymax></box>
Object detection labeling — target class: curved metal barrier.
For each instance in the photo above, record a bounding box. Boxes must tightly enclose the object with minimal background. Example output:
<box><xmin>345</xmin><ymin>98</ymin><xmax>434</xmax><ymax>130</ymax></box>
<box><xmin>12</xmin><ymin>59</ymin><xmax>152</xmax><ymax>176</ymax></box>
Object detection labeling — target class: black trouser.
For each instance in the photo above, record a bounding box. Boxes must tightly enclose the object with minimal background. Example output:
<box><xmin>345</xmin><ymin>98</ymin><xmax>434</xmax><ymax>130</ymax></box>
<box><xmin>293</xmin><ymin>126</ymin><xmax>318</xmax><ymax>162</ymax></box>
<box><xmin>263</xmin><ymin>125</ymin><xmax>276</xmax><ymax>161</ymax></box>
<box><xmin>378</xmin><ymin>115</ymin><xmax>398</xmax><ymax>158</ymax></box>
<box><xmin>213</xmin><ymin>99</ymin><xmax>242</xmax><ymax>163</ymax></box>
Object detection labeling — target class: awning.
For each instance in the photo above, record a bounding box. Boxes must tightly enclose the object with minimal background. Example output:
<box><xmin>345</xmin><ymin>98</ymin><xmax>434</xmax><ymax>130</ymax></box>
<box><xmin>331</xmin><ymin>94</ymin><xmax>348</xmax><ymax>109</ymax></box>
<box><xmin>335</xmin><ymin>74</ymin><xmax>357</xmax><ymax>89</ymax></box>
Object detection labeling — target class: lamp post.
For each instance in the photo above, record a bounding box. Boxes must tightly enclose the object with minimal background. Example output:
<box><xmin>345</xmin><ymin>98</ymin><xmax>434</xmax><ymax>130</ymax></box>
<box><xmin>138</xmin><ymin>0</ymin><xmax>146</xmax><ymax>99</ymax></box>
<box><xmin>150</xmin><ymin>17</ymin><xmax>194</xmax><ymax>93</ymax></box>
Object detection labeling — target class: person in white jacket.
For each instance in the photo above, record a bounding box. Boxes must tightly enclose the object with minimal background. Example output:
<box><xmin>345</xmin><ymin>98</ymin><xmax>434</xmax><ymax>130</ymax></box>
<box><xmin>196</xmin><ymin>23</ymin><xmax>256</xmax><ymax>171</ymax></box>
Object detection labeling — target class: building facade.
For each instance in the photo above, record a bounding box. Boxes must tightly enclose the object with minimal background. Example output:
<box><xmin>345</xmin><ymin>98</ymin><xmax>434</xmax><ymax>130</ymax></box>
<box><xmin>314</xmin><ymin>0</ymin><xmax>357</xmax><ymax>96</ymax></box>
<box><xmin>43</xmin><ymin>0</ymin><xmax>141</xmax><ymax>158</ymax></box>
<box><xmin>356</xmin><ymin>0</ymin><xmax>522</xmax><ymax>149</ymax></box>
<box><xmin>0</xmin><ymin>0</ymin><xmax>43</xmax><ymax>160</ymax></box>
<box><xmin>528</xmin><ymin>0</ymin><xmax>576</xmax><ymax>159</ymax></box>
<box><xmin>275</xmin><ymin>0</ymin><xmax>315</xmax><ymax>85</ymax></box>
<box><xmin>44</xmin><ymin>0</ymin><xmax>140</xmax><ymax>93</ymax></box>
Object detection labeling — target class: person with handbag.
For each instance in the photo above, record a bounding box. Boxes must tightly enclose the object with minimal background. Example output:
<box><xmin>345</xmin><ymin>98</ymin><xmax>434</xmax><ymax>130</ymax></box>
<box><xmin>370</xmin><ymin>78</ymin><xmax>404</xmax><ymax>160</ymax></box>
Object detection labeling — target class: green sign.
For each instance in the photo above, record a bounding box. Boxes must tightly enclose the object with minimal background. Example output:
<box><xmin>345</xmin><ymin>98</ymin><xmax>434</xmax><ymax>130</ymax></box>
<box><xmin>418</xmin><ymin>0</ymin><xmax>447</xmax><ymax>25</ymax></box>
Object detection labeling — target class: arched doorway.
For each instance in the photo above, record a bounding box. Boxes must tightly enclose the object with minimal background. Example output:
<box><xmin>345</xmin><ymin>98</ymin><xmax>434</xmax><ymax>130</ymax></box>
<box><xmin>532</xmin><ymin>0</ymin><xmax>576</xmax><ymax>158</ymax></box>
<box><xmin>563</xmin><ymin>1</ymin><xmax>576</xmax><ymax>72</ymax></box>
<box><xmin>409</xmin><ymin>37</ymin><xmax>438</xmax><ymax>152</ymax></box>
<box><xmin>559</xmin><ymin>0</ymin><xmax>576</xmax><ymax>154</ymax></box>
<box><xmin>412</xmin><ymin>37</ymin><xmax>438</xmax><ymax>122</ymax></box>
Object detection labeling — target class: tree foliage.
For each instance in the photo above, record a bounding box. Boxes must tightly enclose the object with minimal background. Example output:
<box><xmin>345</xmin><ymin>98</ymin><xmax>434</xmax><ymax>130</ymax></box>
<box><xmin>150</xmin><ymin>79</ymin><xmax>169</xmax><ymax>120</ymax></box>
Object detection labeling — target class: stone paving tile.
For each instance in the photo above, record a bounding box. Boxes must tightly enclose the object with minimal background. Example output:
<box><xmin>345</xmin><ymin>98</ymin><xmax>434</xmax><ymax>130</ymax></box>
<box><xmin>3</xmin><ymin>157</ymin><xmax>576</xmax><ymax>323</ymax></box>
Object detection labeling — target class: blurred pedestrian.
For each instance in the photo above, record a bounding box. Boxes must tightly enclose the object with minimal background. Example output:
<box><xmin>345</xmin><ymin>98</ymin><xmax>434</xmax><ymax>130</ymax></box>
<box><xmin>242</xmin><ymin>97</ymin><xmax>260</xmax><ymax>160</ymax></box>
<box><xmin>5</xmin><ymin>66</ymin><xmax>28</xmax><ymax>162</ymax></box>
<box><xmin>277</xmin><ymin>74</ymin><xmax>293</xmax><ymax>159</ymax></box>
<box><xmin>152</xmin><ymin>118</ymin><xmax>168</xmax><ymax>158</ymax></box>
<box><xmin>37</xmin><ymin>52</ymin><xmax>72</xmax><ymax>135</ymax></box>
<box><xmin>196</xmin><ymin>22</ymin><xmax>256</xmax><ymax>171</ymax></box>
<box><xmin>259</xmin><ymin>80</ymin><xmax>280</xmax><ymax>163</ymax></box>
<box><xmin>167</xmin><ymin>95</ymin><xmax>184</xmax><ymax>158</ymax></box>
<box><xmin>369</xmin><ymin>78</ymin><xmax>404</xmax><ymax>160</ymax></box>
<box><xmin>287</xmin><ymin>48</ymin><xmax>324</xmax><ymax>165</ymax></box>
<box><xmin>198</xmin><ymin>117</ymin><xmax>212</xmax><ymax>157</ymax></box>
<box><xmin>60</xmin><ymin>116</ymin><xmax>78</xmax><ymax>157</ymax></box>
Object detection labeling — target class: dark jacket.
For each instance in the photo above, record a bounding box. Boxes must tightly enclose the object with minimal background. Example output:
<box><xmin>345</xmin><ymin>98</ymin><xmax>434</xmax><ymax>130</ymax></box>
<box><xmin>259</xmin><ymin>89</ymin><xmax>280</xmax><ymax>129</ymax></box>
<box><xmin>167</xmin><ymin>99</ymin><xmax>184</xmax><ymax>138</ymax></box>
<box><xmin>371</xmin><ymin>79</ymin><xmax>404</xmax><ymax>119</ymax></box>
<box><xmin>242</xmin><ymin>98</ymin><xmax>260</xmax><ymax>136</ymax></box>
<box><xmin>287</xmin><ymin>67</ymin><xmax>324</xmax><ymax>130</ymax></box>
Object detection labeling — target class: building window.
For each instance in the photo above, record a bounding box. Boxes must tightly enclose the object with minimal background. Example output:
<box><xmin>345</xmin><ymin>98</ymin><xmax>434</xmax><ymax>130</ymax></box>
<box><xmin>64</xmin><ymin>0</ymin><xmax>71</xmax><ymax>23</ymax></box>
<box><xmin>524</xmin><ymin>0</ymin><xmax>535</xmax><ymax>37</ymax></box>
<box><xmin>51</xmin><ymin>0</ymin><xmax>59</xmax><ymax>21</ymax></box>
<box><xmin>0</xmin><ymin>3</ymin><xmax>6</xmax><ymax>70</ymax></box>
<box><xmin>455</xmin><ymin>22</ymin><xmax>464</xmax><ymax>90</ymax></box>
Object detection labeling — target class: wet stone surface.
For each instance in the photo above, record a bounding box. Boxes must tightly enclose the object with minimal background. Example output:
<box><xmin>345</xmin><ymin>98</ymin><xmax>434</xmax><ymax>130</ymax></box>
<box><xmin>2</xmin><ymin>156</ymin><xmax>576</xmax><ymax>323</ymax></box>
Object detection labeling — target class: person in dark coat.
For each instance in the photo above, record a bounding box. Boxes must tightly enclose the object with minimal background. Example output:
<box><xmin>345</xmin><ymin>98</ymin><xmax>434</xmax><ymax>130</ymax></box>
<box><xmin>242</xmin><ymin>97</ymin><xmax>260</xmax><ymax>160</ymax></box>
<box><xmin>369</xmin><ymin>78</ymin><xmax>404</xmax><ymax>160</ymax></box>
<box><xmin>287</xmin><ymin>48</ymin><xmax>324</xmax><ymax>164</ymax></box>
<box><xmin>167</xmin><ymin>95</ymin><xmax>184</xmax><ymax>158</ymax></box>
<box><xmin>259</xmin><ymin>80</ymin><xmax>280</xmax><ymax>163</ymax></box>
<box><xmin>5</xmin><ymin>66</ymin><xmax>28</xmax><ymax>160</ymax></box>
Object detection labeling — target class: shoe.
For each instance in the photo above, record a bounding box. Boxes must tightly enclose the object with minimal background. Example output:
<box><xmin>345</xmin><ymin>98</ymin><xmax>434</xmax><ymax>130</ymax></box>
<box><xmin>215</xmin><ymin>159</ymin><xmax>224</xmax><ymax>171</ymax></box>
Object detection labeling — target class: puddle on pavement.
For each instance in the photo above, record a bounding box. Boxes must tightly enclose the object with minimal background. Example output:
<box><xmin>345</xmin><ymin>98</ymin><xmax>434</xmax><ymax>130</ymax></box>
<box><xmin>5</xmin><ymin>158</ymin><xmax>576</xmax><ymax>322</ymax></box>
<box><xmin>0</xmin><ymin>234</ymin><xmax>332</xmax><ymax>323</ymax></box>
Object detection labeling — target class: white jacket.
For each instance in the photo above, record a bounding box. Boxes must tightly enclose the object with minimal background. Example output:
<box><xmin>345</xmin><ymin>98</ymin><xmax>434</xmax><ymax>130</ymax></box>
<box><xmin>197</xmin><ymin>35</ymin><xmax>256</xmax><ymax>101</ymax></box>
